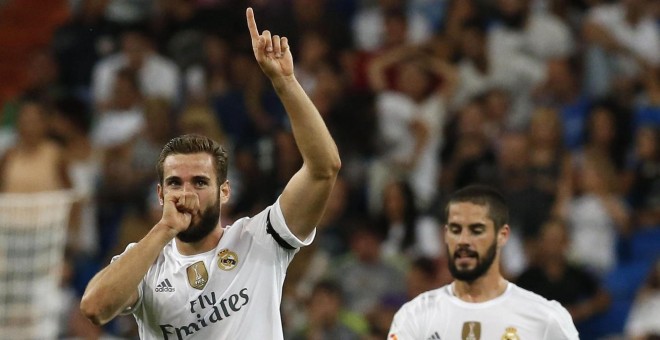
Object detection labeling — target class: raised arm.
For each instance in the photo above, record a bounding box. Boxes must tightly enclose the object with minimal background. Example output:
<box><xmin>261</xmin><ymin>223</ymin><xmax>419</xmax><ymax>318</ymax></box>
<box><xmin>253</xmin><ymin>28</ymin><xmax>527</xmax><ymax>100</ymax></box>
<box><xmin>246</xmin><ymin>8</ymin><xmax>340</xmax><ymax>240</ymax></box>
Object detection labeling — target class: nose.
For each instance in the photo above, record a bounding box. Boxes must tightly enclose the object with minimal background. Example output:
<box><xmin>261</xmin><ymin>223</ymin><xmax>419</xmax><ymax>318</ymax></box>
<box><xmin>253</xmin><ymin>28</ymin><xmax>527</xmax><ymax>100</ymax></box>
<box><xmin>457</xmin><ymin>229</ymin><xmax>471</xmax><ymax>246</ymax></box>
<box><xmin>182</xmin><ymin>182</ymin><xmax>194</xmax><ymax>193</ymax></box>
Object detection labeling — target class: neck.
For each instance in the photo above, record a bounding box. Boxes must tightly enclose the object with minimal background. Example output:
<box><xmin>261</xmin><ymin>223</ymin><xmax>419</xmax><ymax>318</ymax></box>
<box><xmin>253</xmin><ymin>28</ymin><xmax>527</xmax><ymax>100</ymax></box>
<box><xmin>174</xmin><ymin>227</ymin><xmax>224</xmax><ymax>256</ymax></box>
<box><xmin>452</xmin><ymin>268</ymin><xmax>507</xmax><ymax>303</ymax></box>
<box><xmin>18</xmin><ymin>139</ymin><xmax>44</xmax><ymax>151</ymax></box>
<box><xmin>543</xmin><ymin>258</ymin><xmax>565</xmax><ymax>280</ymax></box>
<box><xmin>474</xmin><ymin>57</ymin><xmax>489</xmax><ymax>74</ymax></box>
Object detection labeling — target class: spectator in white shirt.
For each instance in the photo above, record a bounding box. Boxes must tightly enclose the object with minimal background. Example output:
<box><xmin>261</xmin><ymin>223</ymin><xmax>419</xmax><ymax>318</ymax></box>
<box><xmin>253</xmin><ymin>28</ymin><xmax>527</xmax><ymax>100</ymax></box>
<box><xmin>582</xmin><ymin>0</ymin><xmax>660</xmax><ymax>97</ymax></box>
<box><xmin>352</xmin><ymin>0</ymin><xmax>433</xmax><ymax>52</ymax></box>
<box><xmin>92</xmin><ymin>28</ymin><xmax>180</xmax><ymax>111</ymax></box>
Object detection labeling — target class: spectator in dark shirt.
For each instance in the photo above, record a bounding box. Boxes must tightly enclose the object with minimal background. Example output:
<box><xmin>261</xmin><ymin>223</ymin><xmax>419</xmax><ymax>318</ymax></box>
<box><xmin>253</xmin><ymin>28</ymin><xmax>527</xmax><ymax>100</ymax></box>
<box><xmin>516</xmin><ymin>219</ymin><xmax>610</xmax><ymax>326</ymax></box>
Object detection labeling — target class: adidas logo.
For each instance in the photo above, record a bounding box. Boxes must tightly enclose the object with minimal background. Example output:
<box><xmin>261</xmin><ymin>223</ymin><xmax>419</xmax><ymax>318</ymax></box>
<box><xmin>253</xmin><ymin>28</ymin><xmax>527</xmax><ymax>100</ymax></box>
<box><xmin>155</xmin><ymin>279</ymin><xmax>175</xmax><ymax>292</ymax></box>
<box><xmin>427</xmin><ymin>331</ymin><xmax>441</xmax><ymax>340</ymax></box>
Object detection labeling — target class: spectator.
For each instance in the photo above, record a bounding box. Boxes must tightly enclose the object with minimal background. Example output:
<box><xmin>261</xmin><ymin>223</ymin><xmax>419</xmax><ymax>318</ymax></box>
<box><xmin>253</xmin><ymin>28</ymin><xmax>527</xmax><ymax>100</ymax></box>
<box><xmin>489</xmin><ymin>0</ymin><xmax>574</xmax><ymax>62</ymax></box>
<box><xmin>625</xmin><ymin>259</ymin><xmax>660</xmax><ymax>340</ymax></box>
<box><xmin>330</xmin><ymin>219</ymin><xmax>405</xmax><ymax>315</ymax></box>
<box><xmin>452</xmin><ymin>20</ymin><xmax>546</xmax><ymax>128</ymax></box>
<box><xmin>0</xmin><ymin>100</ymin><xmax>70</xmax><ymax>193</ymax></box>
<box><xmin>367</xmin><ymin>45</ymin><xmax>450</xmax><ymax>211</ymax></box>
<box><xmin>532</xmin><ymin>58</ymin><xmax>591</xmax><ymax>151</ymax></box>
<box><xmin>526</xmin><ymin>107</ymin><xmax>570</xmax><ymax>196</ymax></box>
<box><xmin>573</xmin><ymin>102</ymin><xmax>628</xmax><ymax>173</ymax></box>
<box><xmin>556</xmin><ymin>151</ymin><xmax>630</xmax><ymax>275</ymax></box>
<box><xmin>625</xmin><ymin>126</ymin><xmax>660</xmax><ymax>228</ymax></box>
<box><xmin>91</xmin><ymin>28</ymin><xmax>180</xmax><ymax>110</ymax></box>
<box><xmin>50</xmin><ymin>97</ymin><xmax>99</xmax><ymax>260</ymax></box>
<box><xmin>516</xmin><ymin>219</ymin><xmax>611</xmax><ymax>326</ymax></box>
<box><xmin>53</xmin><ymin>0</ymin><xmax>118</xmax><ymax>100</ymax></box>
<box><xmin>583</xmin><ymin>0</ymin><xmax>660</xmax><ymax>98</ymax></box>
<box><xmin>440</xmin><ymin>100</ymin><xmax>498</xmax><ymax>193</ymax></box>
<box><xmin>377</xmin><ymin>179</ymin><xmax>442</xmax><ymax>260</ymax></box>
<box><xmin>352</xmin><ymin>0</ymin><xmax>432</xmax><ymax>52</ymax></box>
<box><xmin>92</xmin><ymin>68</ymin><xmax>145</xmax><ymax>149</ymax></box>
<box><xmin>290</xmin><ymin>280</ymin><xmax>366</xmax><ymax>340</ymax></box>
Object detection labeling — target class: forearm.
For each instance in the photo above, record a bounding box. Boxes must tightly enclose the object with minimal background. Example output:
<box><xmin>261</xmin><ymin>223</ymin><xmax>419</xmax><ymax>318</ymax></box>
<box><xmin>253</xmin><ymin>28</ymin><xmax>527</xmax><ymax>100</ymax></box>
<box><xmin>272</xmin><ymin>76</ymin><xmax>340</xmax><ymax>178</ymax></box>
<box><xmin>80</xmin><ymin>224</ymin><xmax>174</xmax><ymax>324</ymax></box>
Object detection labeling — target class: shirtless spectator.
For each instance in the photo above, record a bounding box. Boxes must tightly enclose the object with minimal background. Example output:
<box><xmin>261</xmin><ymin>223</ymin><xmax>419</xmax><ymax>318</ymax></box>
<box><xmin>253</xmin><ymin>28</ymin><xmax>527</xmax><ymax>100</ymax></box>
<box><xmin>0</xmin><ymin>100</ymin><xmax>70</xmax><ymax>193</ymax></box>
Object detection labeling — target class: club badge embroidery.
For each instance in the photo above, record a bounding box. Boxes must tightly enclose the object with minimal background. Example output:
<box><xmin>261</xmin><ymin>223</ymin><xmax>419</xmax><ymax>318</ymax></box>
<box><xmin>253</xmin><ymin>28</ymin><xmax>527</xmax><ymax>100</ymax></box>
<box><xmin>217</xmin><ymin>249</ymin><xmax>238</xmax><ymax>271</ymax></box>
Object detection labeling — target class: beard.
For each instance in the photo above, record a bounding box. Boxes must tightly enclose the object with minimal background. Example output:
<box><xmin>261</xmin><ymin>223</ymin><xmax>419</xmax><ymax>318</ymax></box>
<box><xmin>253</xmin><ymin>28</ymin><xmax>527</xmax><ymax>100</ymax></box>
<box><xmin>447</xmin><ymin>237</ymin><xmax>498</xmax><ymax>282</ymax></box>
<box><xmin>176</xmin><ymin>199</ymin><xmax>221</xmax><ymax>243</ymax></box>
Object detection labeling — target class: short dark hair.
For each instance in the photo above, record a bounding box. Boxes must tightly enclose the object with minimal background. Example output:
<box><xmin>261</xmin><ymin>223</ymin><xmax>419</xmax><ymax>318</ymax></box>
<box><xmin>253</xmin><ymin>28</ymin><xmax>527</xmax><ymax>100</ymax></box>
<box><xmin>157</xmin><ymin>134</ymin><xmax>228</xmax><ymax>186</ymax></box>
<box><xmin>444</xmin><ymin>184</ymin><xmax>509</xmax><ymax>231</ymax></box>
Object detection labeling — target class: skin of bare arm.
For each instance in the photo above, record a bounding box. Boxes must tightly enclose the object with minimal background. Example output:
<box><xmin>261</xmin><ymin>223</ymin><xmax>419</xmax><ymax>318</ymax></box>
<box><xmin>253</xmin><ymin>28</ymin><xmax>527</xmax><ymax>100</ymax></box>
<box><xmin>246</xmin><ymin>8</ymin><xmax>341</xmax><ymax>240</ymax></box>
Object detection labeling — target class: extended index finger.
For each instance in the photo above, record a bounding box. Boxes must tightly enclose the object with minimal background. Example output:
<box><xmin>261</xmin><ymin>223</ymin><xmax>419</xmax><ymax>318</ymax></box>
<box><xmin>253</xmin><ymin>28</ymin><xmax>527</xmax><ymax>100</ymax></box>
<box><xmin>246</xmin><ymin>7</ymin><xmax>260</xmax><ymax>43</ymax></box>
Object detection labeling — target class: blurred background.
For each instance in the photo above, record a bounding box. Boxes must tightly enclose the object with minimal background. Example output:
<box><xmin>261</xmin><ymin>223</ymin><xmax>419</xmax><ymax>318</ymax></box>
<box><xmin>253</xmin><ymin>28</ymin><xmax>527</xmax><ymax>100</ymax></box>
<box><xmin>0</xmin><ymin>0</ymin><xmax>658</xmax><ymax>339</ymax></box>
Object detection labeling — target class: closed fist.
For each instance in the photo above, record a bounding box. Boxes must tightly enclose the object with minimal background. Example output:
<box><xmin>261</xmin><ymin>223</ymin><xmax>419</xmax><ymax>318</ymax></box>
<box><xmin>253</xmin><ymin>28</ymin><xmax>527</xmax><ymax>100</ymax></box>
<box><xmin>160</xmin><ymin>191</ymin><xmax>200</xmax><ymax>235</ymax></box>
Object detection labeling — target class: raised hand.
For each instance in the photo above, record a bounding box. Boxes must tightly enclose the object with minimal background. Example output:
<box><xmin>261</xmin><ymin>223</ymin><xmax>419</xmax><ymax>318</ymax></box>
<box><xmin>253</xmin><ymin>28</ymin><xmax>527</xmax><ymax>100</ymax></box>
<box><xmin>160</xmin><ymin>191</ymin><xmax>200</xmax><ymax>236</ymax></box>
<box><xmin>246</xmin><ymin>7</ymin><xmax>294</xmax><ymax>81</ymax></box>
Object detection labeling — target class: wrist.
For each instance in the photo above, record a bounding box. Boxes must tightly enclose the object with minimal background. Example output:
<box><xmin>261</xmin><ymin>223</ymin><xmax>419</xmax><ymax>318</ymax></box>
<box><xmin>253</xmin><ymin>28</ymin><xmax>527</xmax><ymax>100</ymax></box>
<box><xmin>271</xmin><ymin>75</ymin><xmax>297</xmax><ymax>92</ymax></box>
<box><xmin>152</xmin><ymin>222</ymin><xmax>178</xmax><ymax>243</ymax></box>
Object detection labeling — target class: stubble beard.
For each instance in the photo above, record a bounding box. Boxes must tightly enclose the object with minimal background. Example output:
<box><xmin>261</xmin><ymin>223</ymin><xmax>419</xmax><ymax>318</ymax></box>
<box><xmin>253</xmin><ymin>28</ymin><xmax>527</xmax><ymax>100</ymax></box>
<box><xmin>176</xmin><ymin>198</ymin><xmax>221</xmax><ymax>243</ymax></box>
<box><xmin>447</xmin><ymin>237</ymin><xmax>498</xmax><ymax>283</ymax></box>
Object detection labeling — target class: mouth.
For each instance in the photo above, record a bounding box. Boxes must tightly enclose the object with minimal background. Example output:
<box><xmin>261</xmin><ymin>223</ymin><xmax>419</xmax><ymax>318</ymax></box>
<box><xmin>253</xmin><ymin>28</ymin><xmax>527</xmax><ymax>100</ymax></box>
<box><xmin>454</xmin><ymin>250</ymin><xmax>478</xmax><ymax>265</ymax></box>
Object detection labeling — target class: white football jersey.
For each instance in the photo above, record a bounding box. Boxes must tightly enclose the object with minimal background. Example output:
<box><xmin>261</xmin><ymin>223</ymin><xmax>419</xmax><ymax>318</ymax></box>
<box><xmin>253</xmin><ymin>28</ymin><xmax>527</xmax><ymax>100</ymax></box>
<box><xmin>113</xmin><ymin>198</ymin><xmax>314</xmax><ymax>339</ymax></box>
<box><xmin>388</xmin><ymin>282</ymin><xmax>579</xmax><ymax>340</ymax></box>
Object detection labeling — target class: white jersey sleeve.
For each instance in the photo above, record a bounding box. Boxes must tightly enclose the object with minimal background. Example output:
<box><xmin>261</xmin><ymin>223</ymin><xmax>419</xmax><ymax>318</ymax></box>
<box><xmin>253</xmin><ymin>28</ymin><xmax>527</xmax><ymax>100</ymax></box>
<box><xmin>543</xmin><ymin>300</ymin><xmax>580</xmax><ymax>340</ymax></box>
<box><xmin>261</xmin><ymin>195</ymin><xmax>316</xmax><ymax>250</ymax></box>
<box><xmin>388</xmin><ymin>300</ymin><xmax>424</xmax><ymax>340</ymax></box>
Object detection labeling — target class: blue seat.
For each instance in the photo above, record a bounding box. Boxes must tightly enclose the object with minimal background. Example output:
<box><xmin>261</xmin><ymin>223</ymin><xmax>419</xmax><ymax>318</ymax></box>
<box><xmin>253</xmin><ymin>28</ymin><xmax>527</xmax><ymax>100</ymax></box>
<box><xmin>630</xmin><ymin>227</ymin><xmax>660</xmax><ymax>261</ymax></box>
<box><xmin>604</xmin><ymin>260</ymin><xmax>652</xmax><ymax>300</ymax></box>
<box><xmin>578</xmin><ymin>298</ymin><xmax>634</xmax><ymax>340</ymax></box>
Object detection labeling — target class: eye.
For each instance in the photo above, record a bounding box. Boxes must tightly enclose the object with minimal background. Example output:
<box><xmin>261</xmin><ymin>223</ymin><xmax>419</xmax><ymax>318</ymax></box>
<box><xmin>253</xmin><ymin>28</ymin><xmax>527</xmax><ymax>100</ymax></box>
<box><xmin>471</xmin><ymin>228</ymin><xmax>485</xmax><ymax>235</ymax></box>
<box><xmin>166</xmin><ymin>179</ymin><xmax>181</xmax><ymax>187</ymax></box>
<box><xmin>449</xmin><ymin>226</ymin><xmax>461</xmax><ymax>234</ymax></box>
<box><xmin>195</xmin><ymin>179</ymin><xmax>208</xmax><ymax>187</ymax></box>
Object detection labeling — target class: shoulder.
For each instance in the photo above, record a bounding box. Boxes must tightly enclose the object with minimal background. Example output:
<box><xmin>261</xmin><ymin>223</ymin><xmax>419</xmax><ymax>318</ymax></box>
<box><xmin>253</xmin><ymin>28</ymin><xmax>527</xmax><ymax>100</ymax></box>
<box><xmin>509</xmin><ymin>284</ymin><xmax>576</xmax><ymax>327</ymax></box>
<box><xmin>95</xmin><ymin>53</ymin><xmax>124</xmax><ymax>71</ymax></box>
<box><xmin>587</xmin><ymin>4</ymin><xmax>622</xmax><ymax>23</ymax></box>
<box><xmin>377</xmin><ymin>91</ymin><xmax>409</xmax><ymax>104</ymax></box>
<box><xmin>399</xmin><ymin>285</ymin><xmax>450</xmax><ymax>314</ymax></box>
<box><xmin>510</xmin><ymin>283</ymin><xmax>556</xmax><ymax>306</ymax></box>
<box><xmin>530</xmin><ymin>12</ymin><xmax>565</xmax><ymax>27</ymax></box>
<box><xmin>149</xmin><ymin>54</ymin><xmax>179</xmax><ymax>72</ymax></box>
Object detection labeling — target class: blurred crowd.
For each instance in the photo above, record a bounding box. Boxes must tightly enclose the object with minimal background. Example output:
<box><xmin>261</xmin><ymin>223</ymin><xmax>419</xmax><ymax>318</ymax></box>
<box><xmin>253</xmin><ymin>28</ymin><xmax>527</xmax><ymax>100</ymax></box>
<box><xmin>0</xmin><ymin>0</ymin><xmax>658</xmax><ymax>339</ymax></box>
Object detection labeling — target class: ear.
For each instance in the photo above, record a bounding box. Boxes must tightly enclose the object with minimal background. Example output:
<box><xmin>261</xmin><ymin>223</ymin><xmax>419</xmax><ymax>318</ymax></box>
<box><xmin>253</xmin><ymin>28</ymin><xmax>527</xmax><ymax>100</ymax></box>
<box><xmin>497</xmin><ymin>224</ymin><xmax>510</xmax><ymax>248</ymax></box>
<box><xmin>220</xmin><ymin>180</ymin><xmax>231</xmax><ymax>204</ymax></box>
<box><xmin>157</xmin><ymin>183</ymin><xmax>164</xmax><ymax>206</ymax></box>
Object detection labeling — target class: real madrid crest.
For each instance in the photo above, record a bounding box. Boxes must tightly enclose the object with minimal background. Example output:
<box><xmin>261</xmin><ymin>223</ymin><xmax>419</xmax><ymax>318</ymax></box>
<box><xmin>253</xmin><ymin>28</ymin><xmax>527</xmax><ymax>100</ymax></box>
<box><xmin>501</xmin><ymin>327</ymin><xmax>520</xmax><ymax>340</ymax></box>
<box><xmin>186</xmin><ymin>261</ymin><xmax>208</xmax><ymax>290</ymax></box>
<box><xmin>217</xmin><ymin>248</ymin><xmax>238</xmax><ymax>271</ymax></box>
<box><xmin>461</xmin><ymin>321</ymin><xmax>481</xmax><ymax>340</ymax></box>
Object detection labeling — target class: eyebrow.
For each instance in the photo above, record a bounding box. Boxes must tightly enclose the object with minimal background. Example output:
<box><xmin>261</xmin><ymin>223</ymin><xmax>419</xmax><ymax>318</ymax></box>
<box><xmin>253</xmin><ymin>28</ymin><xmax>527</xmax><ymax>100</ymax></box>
<box><xmin>448</xmin><ymin>222</ymin><xmax>487</xmax><ymax>229</ymax></box>
<box><xmin>164</xmin><ymin>176</ymin><xmax>180</xmax><ymax>183</ymax></box>
<box><xmin>164</xmin><ymin>175</ymin><xmax>212</xmax><ymax>182</ymax></box>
